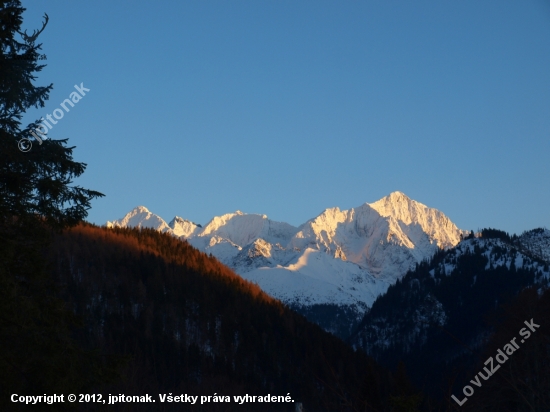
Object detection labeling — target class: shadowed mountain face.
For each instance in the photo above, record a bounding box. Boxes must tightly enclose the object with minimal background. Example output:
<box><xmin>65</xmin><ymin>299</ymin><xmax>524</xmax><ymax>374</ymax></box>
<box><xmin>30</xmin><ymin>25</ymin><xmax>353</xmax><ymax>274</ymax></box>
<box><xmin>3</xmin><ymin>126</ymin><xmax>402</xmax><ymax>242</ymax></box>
<box><xmin>350</xmin><ymin>230</ymin><xmax>550</xmax><ymax>404</ymax></box>
<box><xmin>107</xmin><ymin>192</ymin><xmax>467</xmax><ymax>338</ymax></box>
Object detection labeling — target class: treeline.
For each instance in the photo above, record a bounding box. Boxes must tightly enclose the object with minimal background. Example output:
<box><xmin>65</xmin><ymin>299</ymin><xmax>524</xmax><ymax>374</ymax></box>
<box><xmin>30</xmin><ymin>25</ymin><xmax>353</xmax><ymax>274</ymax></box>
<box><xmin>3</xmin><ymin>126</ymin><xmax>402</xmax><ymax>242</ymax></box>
<box><xmin>39</xmin><ymin>223</ymin><xmax>417</xmax><ymax>411</ymax></box>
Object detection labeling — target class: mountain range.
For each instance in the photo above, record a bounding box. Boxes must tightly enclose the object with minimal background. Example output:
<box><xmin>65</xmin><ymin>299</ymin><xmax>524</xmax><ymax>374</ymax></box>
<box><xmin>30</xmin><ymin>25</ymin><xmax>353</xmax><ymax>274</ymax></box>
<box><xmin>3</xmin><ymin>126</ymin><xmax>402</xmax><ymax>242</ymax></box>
<box><xmin>107</xmin><ymin>191</ymin><xmax>467</xmax><ymax>336</ymax></box>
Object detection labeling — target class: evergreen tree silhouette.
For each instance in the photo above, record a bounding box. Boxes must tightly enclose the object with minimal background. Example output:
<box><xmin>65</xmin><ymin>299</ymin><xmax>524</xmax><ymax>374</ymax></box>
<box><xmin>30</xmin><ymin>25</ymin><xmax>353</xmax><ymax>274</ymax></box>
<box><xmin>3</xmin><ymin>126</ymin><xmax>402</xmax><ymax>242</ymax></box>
<box><xmin>0</xmin><ymin>2</ymin><xmax>110</xmax><ymax>408</ymax></box>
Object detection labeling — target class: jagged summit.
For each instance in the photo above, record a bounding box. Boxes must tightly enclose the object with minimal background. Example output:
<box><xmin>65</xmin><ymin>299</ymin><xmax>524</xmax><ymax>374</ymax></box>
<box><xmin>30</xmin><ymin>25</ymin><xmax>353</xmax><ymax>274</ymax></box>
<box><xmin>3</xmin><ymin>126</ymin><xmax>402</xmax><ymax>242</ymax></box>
<box><xmin>169</xmin><ymin>216</ymin><xmax>202</xmax><ymax>227</ymax></box>
<box><xmin>168</xmin><ymin>216</ymin><xmax>201</xmax><ymax>237</ymax></box>
<box><xmin>368</xmin><ymin>192</ymin><xmax>464</xmax><ymax>247</ymax></box>
<box><xmin>287</xmin><ymin>192</ymin><xmax>466</xmax><ymax>281</ymax></box>
<box><xmin>369</xmin><ymin>191</ymin><xmax>423</xmax><ymax>220</ymax></box>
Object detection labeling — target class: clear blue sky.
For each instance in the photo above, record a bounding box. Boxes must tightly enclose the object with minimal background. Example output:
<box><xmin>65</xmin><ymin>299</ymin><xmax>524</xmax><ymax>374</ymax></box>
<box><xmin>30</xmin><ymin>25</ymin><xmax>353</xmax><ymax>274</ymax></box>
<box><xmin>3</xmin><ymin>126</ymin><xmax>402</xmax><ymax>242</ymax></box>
<box><xmin>20</xmin><ymin>0</ymin><xmax>550</xmax><ymax>235</ymax></box>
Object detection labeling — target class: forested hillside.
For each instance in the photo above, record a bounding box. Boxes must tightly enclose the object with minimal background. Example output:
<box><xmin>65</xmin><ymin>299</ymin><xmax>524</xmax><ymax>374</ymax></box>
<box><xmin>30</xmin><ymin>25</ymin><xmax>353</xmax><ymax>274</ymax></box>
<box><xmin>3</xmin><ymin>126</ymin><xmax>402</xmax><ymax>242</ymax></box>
<box><xmin>350</xmin><ymin>230</ymin><xmax>550</xmax><ymax>410</ymax></box>
<box><xmin>462</xmin><ymin>286</ymin><xmax>550</xmax><ymax>411</ymax></box>
<box><xmin>43</xmin><ymin>223</ymin><xmax>417</xmax><ymax>411</ymax></box>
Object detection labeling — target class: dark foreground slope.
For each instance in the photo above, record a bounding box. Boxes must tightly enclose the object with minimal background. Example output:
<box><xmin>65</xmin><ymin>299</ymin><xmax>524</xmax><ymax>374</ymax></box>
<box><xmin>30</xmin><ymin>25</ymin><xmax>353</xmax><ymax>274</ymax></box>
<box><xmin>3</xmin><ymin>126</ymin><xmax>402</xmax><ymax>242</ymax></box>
<box><xmin>44</xmin><ymin>224</ymin><xmax>413</xmax><ymax>412</ymax></box>
<box><xmin>460</xmin><ymin>286</ymin><xmax>550</xmax><ymax>411</ymax></box>
<box><xmin>350</xmin><ymin>229</ymin><xmax>550</xmax><ymax>410</ymax></box>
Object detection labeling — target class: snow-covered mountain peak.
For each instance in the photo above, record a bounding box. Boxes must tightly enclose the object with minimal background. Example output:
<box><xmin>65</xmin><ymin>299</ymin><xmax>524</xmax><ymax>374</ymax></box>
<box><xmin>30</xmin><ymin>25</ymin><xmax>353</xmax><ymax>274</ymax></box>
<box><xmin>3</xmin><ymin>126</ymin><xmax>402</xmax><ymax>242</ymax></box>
<box><xmin>168</xmin><ymin>216</ymin><xmax>201</xmax><ymax>238</ymax></box>
<box><xmin>106</xmin><ymin>206</ymin><xmax>171</xmax><ymax>233</ymax></box>
<box><xmin>369</xmin><ymin>191</ymin><xmax>425</xmax><ymax>223</ymax></box>
<box><xmin>201</xmin><ymin>211</ymin><xmax>264</xmax><ymax>237</ymax></box>
<box><xmin>369</xmin><ymin>193</ymin><xmax>465</xmax><ymax>249</ymax></box>
<box><xmin>286</xmin><ymin>192</ymin><xmax>466</xmax><ymax>281</ymax></box>
<box><xmin>383</xmin><ymin>190</ymin><xmax>410</xmax><ymax>201</ymax></box>
<box><xmin>170</xmin><ymin>216</ymin><xmax>187</xmax><ymax>224</ymax></box>
<box><xmin>198</xmin><ymin>212</ymin><xmax>297</xmax><ymax>248</ymax></box>
<box><xmin>133</xmin><ymin>205</ymin><xmax>151</xmax><ymax>214</ymax></box>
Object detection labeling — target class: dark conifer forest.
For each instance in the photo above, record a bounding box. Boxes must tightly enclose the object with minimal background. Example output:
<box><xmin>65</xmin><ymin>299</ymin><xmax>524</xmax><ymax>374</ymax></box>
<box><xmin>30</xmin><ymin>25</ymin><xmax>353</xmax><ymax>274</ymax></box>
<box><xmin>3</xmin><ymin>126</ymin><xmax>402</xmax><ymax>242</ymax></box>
<box><xmin>351</xmin><ymin>233</ymin><xmax>550</xmax><ymax>411</ymax></box>
<box><xmin>15</xmin><ymin>223</ymin><xmax>418</xmax><ymax>411</ymax></box>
